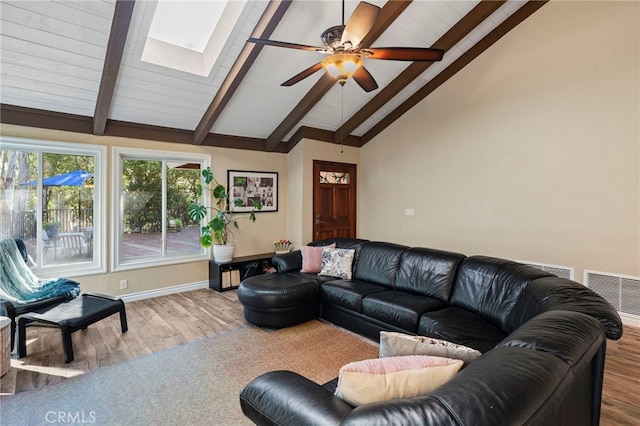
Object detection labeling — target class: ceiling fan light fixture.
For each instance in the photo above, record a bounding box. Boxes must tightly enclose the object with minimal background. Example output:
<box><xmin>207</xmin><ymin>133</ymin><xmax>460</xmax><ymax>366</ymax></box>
<box><xmin>322</xmin><ymin>53</ymin><xmax>363</xmax><ymax>85</ymax></box>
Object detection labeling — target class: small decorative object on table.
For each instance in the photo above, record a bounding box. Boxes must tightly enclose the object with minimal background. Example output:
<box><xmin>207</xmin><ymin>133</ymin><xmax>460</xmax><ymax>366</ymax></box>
<box><xmin>274</xmin><ymin>239</ymin><xmax>292</xmax><ymax>254</ymax></box>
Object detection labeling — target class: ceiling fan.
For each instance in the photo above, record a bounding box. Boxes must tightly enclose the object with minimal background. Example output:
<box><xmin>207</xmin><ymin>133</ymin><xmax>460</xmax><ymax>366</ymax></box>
<box><xmin>247</xmin><ymin>1</ymin><xmax>445</xmax><ymax>92</ymax></box>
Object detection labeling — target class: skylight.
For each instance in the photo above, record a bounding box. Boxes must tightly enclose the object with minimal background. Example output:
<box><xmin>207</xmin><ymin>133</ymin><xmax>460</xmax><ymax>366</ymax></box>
<box><xmin>148</xmin><ymin>1</ymin><xmax>224</xmax><ymax>53</ymax></box>
<box><xmin>141</xmin><ymin>0</ymin><xmax>248</xmax><ymax>77</ymax></box>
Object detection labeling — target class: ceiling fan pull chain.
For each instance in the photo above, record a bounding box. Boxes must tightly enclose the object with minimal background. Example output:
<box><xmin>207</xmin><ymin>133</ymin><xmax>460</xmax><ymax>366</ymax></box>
<box><xmin>340</xmin><ymin>85</ymin><xmax>345</xmax><ymax>154</ymax></box>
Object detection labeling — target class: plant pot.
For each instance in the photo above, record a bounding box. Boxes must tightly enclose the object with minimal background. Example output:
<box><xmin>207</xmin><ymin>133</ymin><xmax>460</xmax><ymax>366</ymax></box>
<box><xmin>213</xmin><ymin>244</ymin><xmax>234</xmax><ymax>263</ymax></box>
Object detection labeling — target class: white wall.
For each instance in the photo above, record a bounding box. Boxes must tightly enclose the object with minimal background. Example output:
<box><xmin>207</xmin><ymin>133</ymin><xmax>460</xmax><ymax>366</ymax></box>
<box><xmin>360</xmin><ymin>0</ymin><xmax>640</xmax><ymax>281</ymax></box>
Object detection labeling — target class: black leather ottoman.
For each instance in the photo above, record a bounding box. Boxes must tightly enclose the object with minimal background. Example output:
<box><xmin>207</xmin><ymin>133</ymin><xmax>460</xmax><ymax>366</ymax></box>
<box><xmin>237</xmin><ymin>273</ymin><xmax>320</xmax><ymax>328</ymax></box>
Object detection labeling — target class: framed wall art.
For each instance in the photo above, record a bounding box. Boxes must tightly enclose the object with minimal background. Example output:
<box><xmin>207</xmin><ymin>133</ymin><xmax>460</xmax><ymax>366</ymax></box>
<box><xmin>227</xmin><ymin>170</ymin><xmax>278</xmax><ymax>212</ymax></box>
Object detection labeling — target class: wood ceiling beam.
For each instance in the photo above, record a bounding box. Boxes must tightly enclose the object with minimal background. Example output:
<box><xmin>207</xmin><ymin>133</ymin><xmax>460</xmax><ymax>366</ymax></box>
<box><xmin>1</xmin><ymin>104</ymin><xmax>93</xmax><ymax>134</ymax></box>
<box><xmin>0</xmin><ymin>104</ymin><xmax>281</xmax><ymax>152</ymax></box>
<box><xmin>361</xmin><ymin>0</ymin><xmax>549</xmax><ymax>145</ymax></box>
<box><xmin>285</xmin><ymin>126</ymin><xmax>361</xmax><ymax>151</ymax></box>
<box><xmin>265</xmin><ymin>73</ymin><xmax>336</xmax><ymax>151</ymax></box>
<box><xmin>265</xmin><ymin>0</ymin><xmax>413</xmax><ymax>152</ymax></box>
<box><xmin>334</xmin><ymin>0</ymin><xmax>506</xmax><ymax>144</ymax></box>
<box><xmin>193</xmin><ymin>0</ymin><xmax>292</xmax><ymax>145</ymax></box>
<box><xmin>93</xmin><ymin>0</ymin><xmax>135</xmax><ymax>136</ymax></box>
<box><xmin>106</xmin><ymin>121</ymin><xmax>284</xmax><ymax>152</ymax></box>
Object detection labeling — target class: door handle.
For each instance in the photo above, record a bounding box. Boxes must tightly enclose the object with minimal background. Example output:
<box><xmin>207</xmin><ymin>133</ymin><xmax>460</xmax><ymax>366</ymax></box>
<box><xmin>315</xmin><ymin>219</ymin><xmax>324</xmax><ymax>224</ymax></box>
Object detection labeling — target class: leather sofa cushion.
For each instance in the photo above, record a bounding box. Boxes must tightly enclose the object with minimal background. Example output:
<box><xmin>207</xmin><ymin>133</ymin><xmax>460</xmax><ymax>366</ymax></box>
<box><xmin>321</xmin><ymin>280</ymin><xmax>388</xmax><ymax>312</ymax></box>
<box><xmin>418</xmin><ymin>306</ymin><xmax>507</xmax><ymax>353</ymax></box>
<box><xmin>450</xmin><ymin>256</ymin><xmax>553</xmax><ymax>331</ymax></box>
<box><xmin>498</xmin><ymin>310</ymin><xmax>605</xmax><ymax>366</ymax></box>
<box><xmin>362</xmin><ymin>291</ymin><xmax>446</xmax><ymax>332</ymax></box>
<box><xmin>353</xmin><ymin>242</ymin><xmax>408</xmax><ymax>287</ymax></box>
<box><xmin>394</xmin><ymin>247</ymin><xmax>465</xmax><ymax>301</ymax></box>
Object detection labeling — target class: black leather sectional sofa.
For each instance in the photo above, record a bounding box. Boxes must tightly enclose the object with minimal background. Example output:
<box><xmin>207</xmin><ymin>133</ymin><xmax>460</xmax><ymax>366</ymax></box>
<box><xmin>238</xmin><ymin>238</ymin><xmax>623</xmax><ymax>426</ymax></box>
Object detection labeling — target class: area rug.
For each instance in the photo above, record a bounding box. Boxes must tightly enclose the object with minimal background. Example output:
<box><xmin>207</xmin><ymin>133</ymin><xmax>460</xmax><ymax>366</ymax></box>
<box><xmin>0</xmin><ymin>320</ymin><xmax>378</xmax><ymax>425</ymax></box>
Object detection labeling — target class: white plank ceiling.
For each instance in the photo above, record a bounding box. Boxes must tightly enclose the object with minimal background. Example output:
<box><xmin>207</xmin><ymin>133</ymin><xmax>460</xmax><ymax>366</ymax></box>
<box><xmin>0</xmin><ymin>0</ymin><xmax>543</xmax><ymax>151</ymax></box>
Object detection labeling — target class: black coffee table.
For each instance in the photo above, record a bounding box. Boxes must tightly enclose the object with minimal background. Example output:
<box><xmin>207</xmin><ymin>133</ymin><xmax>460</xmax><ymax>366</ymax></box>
<box><xmin>17</xmin><ymin>293</ymin><xmax>128</xmax><ymax>363</ymax></box>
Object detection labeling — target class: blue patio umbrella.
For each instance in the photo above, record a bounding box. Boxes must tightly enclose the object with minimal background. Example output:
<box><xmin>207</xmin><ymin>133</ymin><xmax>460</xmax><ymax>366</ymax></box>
<box><xmin>21</xmin><ymin>170</ymin><xmax>94</xmax><ymax>233</ymax></box>
<box><xmin>22</xmin><ymin>170</ymin><xmax>93</xmax><ymax>187</ymax></box>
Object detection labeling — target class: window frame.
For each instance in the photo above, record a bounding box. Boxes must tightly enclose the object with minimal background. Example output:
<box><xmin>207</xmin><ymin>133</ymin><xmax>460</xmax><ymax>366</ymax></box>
<box><xmin>112</xmin><ymin>147</ymin><xmax>210</xmax><ymax>272</ymax></box>
<box><xmin>1</xmin><ymin>136</ymin><xmax>107</xmax><ymax>277</ymax></box>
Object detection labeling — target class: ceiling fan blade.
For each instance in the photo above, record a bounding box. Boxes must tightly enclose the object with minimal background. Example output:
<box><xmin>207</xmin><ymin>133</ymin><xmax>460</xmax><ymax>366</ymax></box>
<box><xmin>366</xmin><ymin>47</ymin><xmax>445</xmax><ymax>61</ymax></box>
<box><xmin>341</xmin><ymin>2</ymin><xmax>381</xmax><ymax>48</ymax></box>
<box><xmin>281</xmin><ymin>62</ymin><xmax>324</xmax><ymax>87</ymax></box>
<box><xmin>352</xmin><ymin>66</ymin><xmax>378</xmax><ymax>92</ymax></box>
<box><xmin>247</xmin><ymin>37</ymin><xmax>321</xmax><ymax>52</ymax></box>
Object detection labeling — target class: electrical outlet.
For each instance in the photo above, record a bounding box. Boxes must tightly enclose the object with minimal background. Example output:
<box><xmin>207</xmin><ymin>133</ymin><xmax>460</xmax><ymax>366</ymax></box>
<box><xmin>120</xmin><ymin>279</ymin><xmax>128</xmax><ymax>290</ymax></box>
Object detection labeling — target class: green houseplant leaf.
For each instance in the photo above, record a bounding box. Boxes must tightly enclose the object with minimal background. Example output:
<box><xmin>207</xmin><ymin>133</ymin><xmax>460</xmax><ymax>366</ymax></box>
<box><xmin>187</xmin><ymin>167</ymin><xmax>263</xmax><ymax>247</ymax></box>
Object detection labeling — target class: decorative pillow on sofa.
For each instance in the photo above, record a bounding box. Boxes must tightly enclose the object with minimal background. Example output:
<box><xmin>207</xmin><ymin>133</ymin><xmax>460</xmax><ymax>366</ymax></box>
<box><xmin>379</xmin><ymin>331</ymin><xmax>482</xmax><ymax>365</ymax></box>
<box><xmin>319</xmin><ymin>248</ymin><xmax>355</xmax><ymax>279</ymax></box>
<box><xmin>300</xmin><ymin>243</ymin><xmax>336</xmax><ymax>273</ymax></box>
<box><xmin>335</xmin><ymin>355</ymin><xmax>463</xmax><ymax>406</ymax></box>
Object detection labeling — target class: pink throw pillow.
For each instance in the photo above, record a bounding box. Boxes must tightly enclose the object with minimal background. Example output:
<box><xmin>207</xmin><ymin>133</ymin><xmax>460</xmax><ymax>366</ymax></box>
<box><xmin>300</xmin><ymin>243</ymin><xmax>336</xmax><ymax>273</ymax></box>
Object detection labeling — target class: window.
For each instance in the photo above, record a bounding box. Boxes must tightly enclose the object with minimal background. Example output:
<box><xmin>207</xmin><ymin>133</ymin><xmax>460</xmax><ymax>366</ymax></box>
<box><xmin>320</xmin><ymin>171</ymin><xmax>350</xmax><ymax>184</ymax></box>
<box><xmin>0</xmin><ymin>137</ymin><xmax>106</xmax><ymax>276</ymax></box>
<box><xmin>112</xmin><ymin>147</ymin><xmax>209</xmax><ymax>270</ymax></box>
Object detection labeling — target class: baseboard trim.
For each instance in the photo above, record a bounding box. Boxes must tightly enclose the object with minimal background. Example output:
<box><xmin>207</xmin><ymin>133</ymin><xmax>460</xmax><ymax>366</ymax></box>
<box><xmin>120</xmin><ymin>281</ymin><xmax>209</xmax><ymax>303</ymax></box>
<box><xmin>620</xmin><ymin>312</ymin><xmax>640</xmax><ymax>328</ymax></box>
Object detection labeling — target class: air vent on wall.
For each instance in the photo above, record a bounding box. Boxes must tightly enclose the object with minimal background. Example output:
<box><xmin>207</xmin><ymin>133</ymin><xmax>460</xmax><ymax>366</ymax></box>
<box><xmin>585</xmin><ymin>271</ymin><xmax>640</xmax><ymax>317</ymax></box>
<box><xmin>517</xmin><ymin>260</ymin><xmax>574</xmax><ymax>280</ymax></box>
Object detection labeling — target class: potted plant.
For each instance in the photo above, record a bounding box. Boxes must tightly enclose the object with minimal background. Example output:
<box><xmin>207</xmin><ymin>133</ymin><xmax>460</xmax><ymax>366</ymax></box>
<box><xmin>187</xmin><ymin>167</ymin><xmax>262</xmax><ymax>262</ymax></box>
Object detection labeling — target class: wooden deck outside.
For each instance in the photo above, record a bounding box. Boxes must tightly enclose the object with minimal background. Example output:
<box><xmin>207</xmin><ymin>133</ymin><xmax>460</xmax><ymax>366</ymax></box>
<box><xmin>20</xmin><ymin>225</ymin><xmax>202</xmax><ymax>265</ymax></box>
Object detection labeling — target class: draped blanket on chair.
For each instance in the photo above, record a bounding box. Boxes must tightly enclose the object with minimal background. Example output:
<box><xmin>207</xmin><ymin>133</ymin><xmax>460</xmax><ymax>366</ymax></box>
<box><xmin>0</xmin><ymin>239</ymin><xmax>81</xmax><ymax>304</ymax></box>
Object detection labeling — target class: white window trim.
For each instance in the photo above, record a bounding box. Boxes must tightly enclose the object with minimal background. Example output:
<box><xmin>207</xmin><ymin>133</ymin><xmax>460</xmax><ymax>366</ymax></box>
<box><xmin>111</xmin><ymin>146</ymin><xmax>210</xmax><ymax>272</ymax></box>
<box><xmin>1</xmin><ymin>136</ymin><xmax>107</xmax><ymax>277</ymax></box>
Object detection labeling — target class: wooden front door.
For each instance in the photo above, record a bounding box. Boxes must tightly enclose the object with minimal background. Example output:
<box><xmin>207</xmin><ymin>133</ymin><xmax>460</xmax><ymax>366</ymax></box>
<box><xmin>313</xmin><ymin>160</ymin><xmax>357</xmax><ymax>240</ymax></box>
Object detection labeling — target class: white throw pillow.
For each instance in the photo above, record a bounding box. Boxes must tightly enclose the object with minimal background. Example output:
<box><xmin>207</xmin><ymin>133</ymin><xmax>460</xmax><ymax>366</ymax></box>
<box><xmin>379</xmin><ymin>331</ymin><xmax>481</xmax><ymax>365</ymax></box>
<box><xmin>335</xmin><ymin>355</ymin><xmax>463</xmax><ymax>406</ymax></box>
<box><xmin>319</xmin><ymin>248</ymin><xmax>355</xmax><ymax>279</ymax></box>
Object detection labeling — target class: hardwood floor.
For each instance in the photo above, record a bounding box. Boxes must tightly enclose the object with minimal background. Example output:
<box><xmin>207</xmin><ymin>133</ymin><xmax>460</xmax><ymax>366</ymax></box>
<box><xmin>601</xmin><ymin>323</ymin><xmax>640</xmax><ymax>425</ymax></box>
<box><xmin>1</xmin><ymin>289</ymin><xmax>638</xmax><ymax>425</ymax></box>
<box><xmin>1</xmin><ymin>289</ymin><xmax>246</xmax><ymax>395</ymax></box>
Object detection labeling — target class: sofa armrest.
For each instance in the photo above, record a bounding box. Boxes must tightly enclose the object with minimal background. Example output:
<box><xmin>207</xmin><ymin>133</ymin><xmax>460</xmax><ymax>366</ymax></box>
<box><xmin>508</xmin><ymin>277</ymin><xmax>623</xmax><ymax>340</ymax></box>
<box><xmin>271</xmin><ymin>251</ymin><xmax>303</xmax><ymax>273</ymax></box>
<box><xmin>240</xmin><ymin>370</ymin><xmax>353</xmax><ymax>426</ymax></box>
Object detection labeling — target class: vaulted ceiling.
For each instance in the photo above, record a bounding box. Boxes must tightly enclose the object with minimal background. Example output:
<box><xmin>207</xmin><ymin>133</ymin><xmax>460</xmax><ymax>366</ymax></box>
<box><xmin>0</xmin><ymin>0</ymin><xmax>548</xmax><ymax>152</ymax></box>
